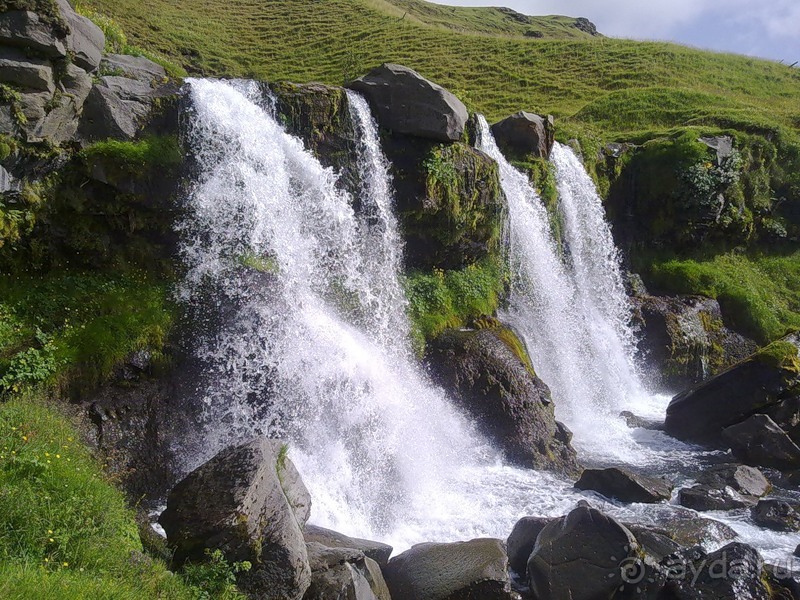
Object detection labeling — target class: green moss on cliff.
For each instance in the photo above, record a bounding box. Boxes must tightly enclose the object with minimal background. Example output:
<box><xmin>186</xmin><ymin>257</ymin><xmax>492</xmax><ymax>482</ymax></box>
<box><xmin>81</xmin><ymin>136</ymin><xmax>182</xmax><ymax>180</ymax></box>
<box><xmin>753</xmin><ymin>339</ymin><xmax>800</xmax><ymax>373</ymax></box>
<box><xmin>472</xmin><ymin>316</ymin><xmax>536</xmax><ymax>377</ymax></box>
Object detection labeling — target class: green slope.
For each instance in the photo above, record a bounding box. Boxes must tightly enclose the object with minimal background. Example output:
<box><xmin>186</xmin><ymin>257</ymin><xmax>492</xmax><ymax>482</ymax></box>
<box><xmin>79</xmin><ymin>0</ymin><xmax>800</xmax><ymax>142</ymax></box>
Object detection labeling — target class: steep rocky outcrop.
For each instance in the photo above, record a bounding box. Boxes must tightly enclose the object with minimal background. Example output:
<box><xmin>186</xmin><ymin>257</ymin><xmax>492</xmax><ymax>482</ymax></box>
<box><xmin>426</xmin><ymin>322</ymin><xmax>579</xmax><ymax>474</ymax></box>
<box><xmin>384</xmin><ymin>538</ymin><xmax>514</xmax><ymax>600</ymax></box>
<box><xmin>160</xmin><ymin>438</ymin><xmax>312</xmax><ymax>599</ymax></box>
<box><xmin>348</xmin><ymin>63</ymin><xmax>468</xmax><ymax>142</ymax></box>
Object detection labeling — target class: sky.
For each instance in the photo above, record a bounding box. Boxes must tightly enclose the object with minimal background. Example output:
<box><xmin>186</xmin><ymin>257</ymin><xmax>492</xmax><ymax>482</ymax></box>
<box><xmin>431</xmin><ymin>0</ymin><xmax>800</xmax><ymax>64</ymax></box>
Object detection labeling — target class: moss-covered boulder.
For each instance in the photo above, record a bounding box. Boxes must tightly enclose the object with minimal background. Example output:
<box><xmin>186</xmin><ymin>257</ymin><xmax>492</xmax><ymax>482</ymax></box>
<box><xmin>269</xmin><ymin>81</ymin><xmax>355</xmax><ymax>177</ymax></box>
<box><xmin>665</xmin><ymin>333</ymin><xmax>800</xmax><ymax>464</ymax></box>
<box><xmin>425</xmin><ymin>320</ymin><xmax>579</xmax><ymax>475</ymax></box>
<box><xmin>384</xmin><ymin>135</ymin><xmax>504</xmax><ymax>270</ymax></box>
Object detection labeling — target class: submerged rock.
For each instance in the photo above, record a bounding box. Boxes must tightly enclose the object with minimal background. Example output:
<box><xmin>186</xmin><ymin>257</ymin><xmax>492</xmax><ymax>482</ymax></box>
<box><xmin>384</xmin><ymin>538</ymin><xmax>514</xmax><ymax>600</ymax></box>
<box><xmin>575</xmin><ymin>467</ymin><xmax>673</xmax><ymax>503</ymax></box>
<box><xmin>426</xmin><ymin>323</ymin><xmax>579</xmax><ymax>475</ymax></box>
<box><xmin>527</xmin><ymin>506</ymin><xmax>638</xmax><ymax>600</ymax></box>
<box><xmin>490</xmin><ymin>111</ymin><xmax>555</xmax><ymax>160</ymax></box>
<box><xmin>677</xmin><ymin>484</ymin><xmax>752</xmax><ymax>511</ymax></box>
<box><xmin>348</xmin><ymin>63</ymin><xmax>468</xmax><ymax>142</ymax></box>
<box><xmin>159</xmin><ymin>438</ymin><xmax>311</xmax><ymax>599</ymax></box>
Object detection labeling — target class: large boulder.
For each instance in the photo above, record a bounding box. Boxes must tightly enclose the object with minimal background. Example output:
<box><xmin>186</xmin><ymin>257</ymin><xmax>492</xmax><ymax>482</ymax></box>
<box><xmin>426</xmin><ymin>323</ymin><xmax>579</xmax><ymax>475</ymax></box>
<box><xmin>722</xmin><ymin>414</ymin><xmax>800</xmax><ymax>470</ymax></box>
<box><xmin>677</xmin><ymin>484</ymin><xmax>752</xmax><ymax>511</ymax></box>
<box><xmin>633</xmin><ymin>294</ymin><xmax>756</xmax><ymax>391</ymax></box>
<box><xmin>647</xmin><ymin>507</ymin><xmax>738</xmax><ymax>548</ymax></box>
<box><xmin>527</xmin><ymin>506</ymin><xmax>638</xmax><ymax>600</ymax></box>
<box><xmin>490</xmin><ymin>111</ymin><xmax>555</xmax><ymax>160</ymax></box>
<box><xmin>665</xmin><ymin>335</ymin><xmax>800</xmax><ymax>450</ymax></box>
<box><xmin>0</xmin><ymin>10</ymin><xmax>67</xmax><ymax>58</ymax></box>
<box><xmin>56</xmin><ymin>0</ymin><xmax>105</xmax><ymax>72</ymax></box>
<box><xmin>384</xmin><ymin>538</ymin><xmax>514</xmax><ymax>600</ymax></box>
<box><xmin>303</xmin><ymin>524</ymin><xmax>393</xmax><ymax>568</ymax></box>
<box><xmin>159</xmin><ymin>438</ymin><xmax>312</xmax><ymax>600</ymax></box>
<box><xmin>348</xmin><ymin>63</ymin><xmax>468</xmax><ymax>142</ymax></box>
<box><xmin>575</xmin><ymin>467</ymin><xmax>673</xmax><ymax>503</ymax></box>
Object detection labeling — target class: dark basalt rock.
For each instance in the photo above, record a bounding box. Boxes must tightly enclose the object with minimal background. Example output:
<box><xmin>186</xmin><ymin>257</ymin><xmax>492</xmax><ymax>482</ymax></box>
<box><xmin>0</xmin><ymin>10</ymin><xmax>67</xmax><ymax>58</ymax></box>
<box><xmin>625</xmin><ymin>524</ymin><xmax>682</xmax><ymax>561</ymax></box>
<box><xmin>159</xmin><ymin>438</ymin><xmax>312</xmax><ymax>600</ymax></box>
<box><xmin>574</xmin><ymin>17</ymin><xmax>600</xmax><ymax>36</ymax></box>
<box><xmin>661</xmin><ymin>542</ymin><xmax>769</xmax><ymax>600</ymax></box>
<box><xmin>506</xmin><ymin>516</ymin><xmax>552</xmax><ymax>576</ymax></box>
<box><xmin>677</xmin><ymin>484</ymin><xmax>752</xmax><ymax>511</ymax></box>
<box><xmin>384</xmin><ymin>538</ymin><xmax>514</xmax><ymax>600</ymax></box>
<box><xmin>303</xmin><ymin>524</ymin><xmax>393</xmax><ymax>568</ymax></box>
<box><xmin>750</xmin><ymin>499</ymin><xmax>800</xmax><ymax>532</ymax></box>
<box><xmin>696</xmin><ymin>463</ymin><xmax>771</xmax><ymax>497</ymax></box>
<box><xmin>722</xmin><ymin>414</ymin><xmax>800</xmax><ymax>470</ymax></box>
<box><xmin>527</xmin><ymin>506</ymin><xmax>638</xmax><ymax>600</ymax></box>
<box><xmin>620</xmin><ymin>410</ymin><xmax>664</xmax><ymax>430</ymax></box>
<box><xmin>575</xmin><ymin>467</ymin><xmax>673</xmax><ymax>503</ymax></box>
<box><xmin>348</xmin><ymin>63</ymin><xmax>468</xmax><ymax>143</ymax></box>
<box><xmin>426</xmin><ymin>324</ymin><xmax>579</xmax><ymax>475</ymax></box>
<box><xmin>665</xmin><ymin>334</ymin><xmax>800</xmax><ymax>449</ymax></box>
<box><xmin>491</xmin><ymin>111</ymin><xmax>555</xmax><ymax>160</ymax></box>
<box><xmin>648</xmin><ymin>507</ymin><xmax>739</xmax><ymax>548</ymax></box>
<box><xmin>633</xmin><ymin>293</ymin><xmax>756</xmax><ymax>392</ymax></box>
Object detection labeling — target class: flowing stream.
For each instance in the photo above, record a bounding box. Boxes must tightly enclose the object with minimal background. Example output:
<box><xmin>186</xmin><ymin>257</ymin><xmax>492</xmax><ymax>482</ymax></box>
<box><xmin>175</xmin><ymin>79</ymin><xmax>798</xmax><ymax>565</ymax></box>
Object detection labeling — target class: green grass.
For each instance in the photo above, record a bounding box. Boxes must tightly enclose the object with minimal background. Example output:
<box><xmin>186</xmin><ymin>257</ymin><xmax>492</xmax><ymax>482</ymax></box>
<box><xmin>642</xmin><ymin>250</ymin><xmax>800</xmax><ymax>344</ymax></box>
<box><xmin>0</xmin><ymin>271</ymin><xmax>173</xmax><ymax>394</ymax></box>
<box><xmin>0</xmin><ymin>397</ymin><xmax>246</xmax><ymax>599</ymax></box>
<box><xmin>405</xmin><ymin>257</ymin><xmax>507</xmax><ymax>345</ymax></box>
<box><xmin>78</xmin><ymin>0</ymin><xmax>800</xmax><ymax>144</ymax></box>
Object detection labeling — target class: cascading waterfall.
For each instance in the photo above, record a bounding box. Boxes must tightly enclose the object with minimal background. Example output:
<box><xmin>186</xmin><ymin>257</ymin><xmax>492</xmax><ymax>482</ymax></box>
<box><xmin>177</xmin><ymin>78</ymin><xmax>502</xmax><ymax>545</ymax></box>
<box><xmin>475</xmin><ymin>117</ymin><xmax>647</xmax><ymax>459</ymax></box>
<box><xmin>174</xmin><ymin>81</ymin><xmax>799</xmax><ymax>562</ymax></box>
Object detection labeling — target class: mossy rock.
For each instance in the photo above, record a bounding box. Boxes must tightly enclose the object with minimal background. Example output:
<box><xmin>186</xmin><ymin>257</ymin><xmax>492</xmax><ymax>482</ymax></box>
<box><xmin>384</xmin><ymin>135</ymin><xmax>504</xmax><ymax>271</ymax></box>
<box><xmin>270</xmin><ymin>81</ymin><xmax>354</xmax><ymax>177</ymax></box>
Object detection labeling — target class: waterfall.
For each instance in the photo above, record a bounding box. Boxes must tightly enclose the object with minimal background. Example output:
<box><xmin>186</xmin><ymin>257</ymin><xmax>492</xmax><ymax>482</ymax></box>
<box><xmin>177</xmin><ymin>78</ymin><xmax>498</xmax><ymax>545</ymax></box>
<box><xmin>475</xmin><ymin>118</ymin><xmax>646</xmax><ymax>459</ymax></box>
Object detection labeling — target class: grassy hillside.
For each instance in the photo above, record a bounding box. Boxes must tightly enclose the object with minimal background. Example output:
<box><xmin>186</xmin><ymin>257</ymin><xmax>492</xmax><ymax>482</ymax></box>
<box><xmin>78</xmin><ymin>0</ymin><xmax>800</xmax><ymax>142</ymax></box>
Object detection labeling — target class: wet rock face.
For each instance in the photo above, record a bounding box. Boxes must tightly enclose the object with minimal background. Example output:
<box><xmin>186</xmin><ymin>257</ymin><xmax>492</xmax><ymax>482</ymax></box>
<box><xmin>633</xmin><ymin>293</ymin><xmax>756</xmax><ymax>392</ymax></box>
<box><xmin>348</xmin><ymin>63</ymin><xmax>468</xmax><ymax>143</ymax></box>
<box><xmin>303</xmin><ymin>525</ymin><xmax>393</xmax><ymax>568</ymax></box>
<box><xmin>750</xmin><ymin>499</ymin><xmax>800</xmax><ymax>532</ymax></box>
<box><xmin>426</xmin><ymin>324</ymin><xmax>579</xmax><ymax>475</ymax></box>
<box><xmin>384</xmin><ymin>538</ymin><xmax>514</xmax><ymax>600</ymax></box>
<box><xmin>506</xmin><ymin>516</ymin><xmax>552</xmax><ymax>576</ymax></box>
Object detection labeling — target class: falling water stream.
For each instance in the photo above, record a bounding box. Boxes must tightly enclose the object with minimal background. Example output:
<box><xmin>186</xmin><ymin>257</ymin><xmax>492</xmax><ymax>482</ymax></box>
<box><xmin>175</xmin><ymin>79</ymin><xmax>798</xmax><ymax>565</ymax></box>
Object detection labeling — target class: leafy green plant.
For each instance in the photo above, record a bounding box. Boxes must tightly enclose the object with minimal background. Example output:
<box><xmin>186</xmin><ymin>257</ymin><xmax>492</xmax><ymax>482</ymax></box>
<box><xmin>181</xmin><ymin>549</ymin><xmax>250</xmax><ymax>600</ymax></box>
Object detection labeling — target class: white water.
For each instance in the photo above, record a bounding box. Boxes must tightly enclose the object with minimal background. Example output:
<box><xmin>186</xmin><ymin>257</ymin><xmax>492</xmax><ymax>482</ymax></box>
<box><xmin>176</xmin><ymin>80</ymin><xmax>798</xmax><ymax>565</ymax></box>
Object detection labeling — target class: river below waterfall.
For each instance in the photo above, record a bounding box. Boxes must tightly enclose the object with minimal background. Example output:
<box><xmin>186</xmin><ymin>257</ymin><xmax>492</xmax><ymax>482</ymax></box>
<box><xmin>175</xmin><ymin>78</ymin><xmax>799</xmax><ymax>569</ymax></box>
